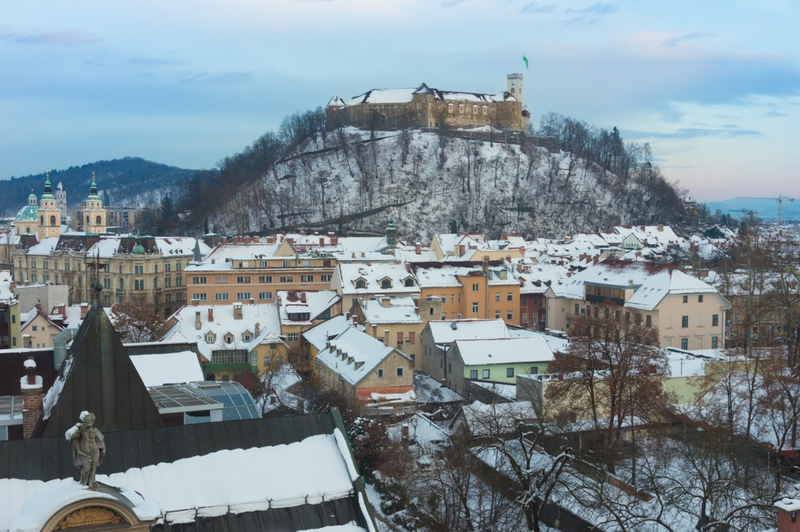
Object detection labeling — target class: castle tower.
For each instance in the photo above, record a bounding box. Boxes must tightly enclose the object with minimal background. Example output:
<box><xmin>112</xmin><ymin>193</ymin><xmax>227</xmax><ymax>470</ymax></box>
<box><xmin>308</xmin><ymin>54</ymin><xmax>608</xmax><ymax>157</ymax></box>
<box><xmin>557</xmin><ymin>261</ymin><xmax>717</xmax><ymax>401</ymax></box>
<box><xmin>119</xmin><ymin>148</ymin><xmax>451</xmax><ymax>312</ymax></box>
<box><xmin>83</xmin><ymin>172</ymin><xmax>107</xmax><ymax>234</ymax></box>
<box><xmin>38</xmin><ymin>174</ymin><xmax>60</xmax><ymax>240</ymax></box>
<box><xmin>507</xmin><ymin>73</ymin><xmax>523</xmax><ymax>103</ymax></box>
<box><xmin>55</xmin><ymin>181</ymin><xmax>67</xmax><ymax>225</ymax></box>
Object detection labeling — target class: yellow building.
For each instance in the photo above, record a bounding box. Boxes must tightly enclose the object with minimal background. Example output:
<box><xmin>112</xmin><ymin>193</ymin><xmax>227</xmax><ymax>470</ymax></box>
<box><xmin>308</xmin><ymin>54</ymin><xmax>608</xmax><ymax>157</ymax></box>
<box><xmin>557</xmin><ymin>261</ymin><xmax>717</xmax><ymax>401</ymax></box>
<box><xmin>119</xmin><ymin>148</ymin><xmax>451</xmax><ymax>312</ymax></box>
<box><xmin>276</xmin><ymin>290</ymin><xmax>342</xmax><ymax>376</ymax></box>
<box><xmin>413</xmin><ymin>261</ymin><xmax>521</xmax><ymax>326</ymax></box>
<box><xmin>351</xmin><ymin>296</ymin><xmax>425</xmax><ymax>365</ymax></box>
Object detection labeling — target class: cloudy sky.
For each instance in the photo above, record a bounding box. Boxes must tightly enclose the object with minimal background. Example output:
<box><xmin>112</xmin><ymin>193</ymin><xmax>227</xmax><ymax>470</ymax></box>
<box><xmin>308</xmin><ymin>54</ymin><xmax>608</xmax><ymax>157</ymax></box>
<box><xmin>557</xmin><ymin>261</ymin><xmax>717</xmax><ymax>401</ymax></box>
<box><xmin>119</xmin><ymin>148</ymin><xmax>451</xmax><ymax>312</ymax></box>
<box><xmin>1</xmin><ymin>0</ymin><xmax>798</xmax><ymax>201</ymax></box>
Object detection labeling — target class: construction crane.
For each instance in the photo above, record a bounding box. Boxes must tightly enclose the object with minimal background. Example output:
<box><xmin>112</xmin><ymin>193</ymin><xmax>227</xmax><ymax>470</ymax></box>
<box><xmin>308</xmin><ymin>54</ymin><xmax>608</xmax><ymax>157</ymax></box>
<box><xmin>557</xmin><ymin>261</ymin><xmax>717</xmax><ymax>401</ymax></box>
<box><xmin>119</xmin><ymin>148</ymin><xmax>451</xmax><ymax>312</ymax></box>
<box><xmin>737</xmin><ymin>195</ymin><xmax>796</xmax><ymax>228</ymax></box>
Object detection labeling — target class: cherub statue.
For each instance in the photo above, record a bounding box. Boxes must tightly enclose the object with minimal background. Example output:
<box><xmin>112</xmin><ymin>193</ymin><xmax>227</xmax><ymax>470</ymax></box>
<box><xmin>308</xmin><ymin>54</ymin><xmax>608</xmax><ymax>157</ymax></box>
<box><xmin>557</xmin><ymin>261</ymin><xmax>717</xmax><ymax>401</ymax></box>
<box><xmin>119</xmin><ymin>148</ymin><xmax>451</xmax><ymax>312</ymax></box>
<box><xmin>65</xmin><ymin>411</ymin><xmax>106</xmax><ymax>490</ymax></box>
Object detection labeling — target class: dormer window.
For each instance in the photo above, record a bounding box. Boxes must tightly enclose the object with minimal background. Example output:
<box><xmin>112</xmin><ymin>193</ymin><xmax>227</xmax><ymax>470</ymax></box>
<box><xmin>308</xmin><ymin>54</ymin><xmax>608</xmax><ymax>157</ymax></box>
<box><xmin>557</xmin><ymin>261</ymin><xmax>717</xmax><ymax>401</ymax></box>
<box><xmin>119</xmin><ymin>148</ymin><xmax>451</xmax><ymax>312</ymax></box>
<box><xmin>355</xmin><ymin>278</ymin><xmax>367</xmax><ymax>289</ymax></box>
<box><xmin>403</xmin><ymin>278</ymin><xmax>415</xmax><ymax>287</ymax></box>
<box><xmin>205</xmin><ymin>332</ymin><xmax>216</xmax><ymax>344</ymax></box>
<box><xmin>224</xmin><ymin>333</ymin><xmax>234</xmax><ymax>344</ymax></box>
<box><xmin>380</xmin><ymin>278</ymin><xmax>393</xmax><ymax>289</ymax></box>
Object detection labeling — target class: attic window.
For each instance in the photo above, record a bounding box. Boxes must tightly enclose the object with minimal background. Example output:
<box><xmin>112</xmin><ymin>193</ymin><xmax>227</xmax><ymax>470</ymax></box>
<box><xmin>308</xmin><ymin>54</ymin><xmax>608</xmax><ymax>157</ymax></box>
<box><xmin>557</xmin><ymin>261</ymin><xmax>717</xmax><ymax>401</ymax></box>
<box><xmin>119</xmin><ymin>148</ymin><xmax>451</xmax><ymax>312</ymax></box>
<box><xmin>404</xmin><ymin>278</ymin><xmax>415</xmax><ymax>287</ymax></box>
<box><xmin>205</xmin><ymin>333</ymin><xmax>215</xmax><ymax>344</ymax></box>
<box><xmin>355</xmin><ymin>279</ymin><xmax>367</xmax><ymax>289</ymax></box>
<box><xmin>225</xmin><ymin>333</ymin><xmax>234</xmax><ymax>344</ymax></box>
<box><xmin>380</xmin><ymin>278</ymin><xmax>392</xmax><ymax>289</ymax></box>
<box><xmin>243</xmin><ymin>334</ymin><xmax>251</xmax><ymax>342</ymax></box>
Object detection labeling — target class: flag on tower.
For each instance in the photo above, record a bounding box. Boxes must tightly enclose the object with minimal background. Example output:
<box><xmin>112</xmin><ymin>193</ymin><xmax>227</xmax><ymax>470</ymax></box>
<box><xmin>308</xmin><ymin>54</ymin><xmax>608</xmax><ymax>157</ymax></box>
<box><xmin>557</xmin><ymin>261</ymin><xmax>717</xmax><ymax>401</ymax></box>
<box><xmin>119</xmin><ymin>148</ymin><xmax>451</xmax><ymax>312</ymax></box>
<box><xmin>522</xmin><ymin>55</ymin><xmax>529</xmax><ymax>69</ymax></box>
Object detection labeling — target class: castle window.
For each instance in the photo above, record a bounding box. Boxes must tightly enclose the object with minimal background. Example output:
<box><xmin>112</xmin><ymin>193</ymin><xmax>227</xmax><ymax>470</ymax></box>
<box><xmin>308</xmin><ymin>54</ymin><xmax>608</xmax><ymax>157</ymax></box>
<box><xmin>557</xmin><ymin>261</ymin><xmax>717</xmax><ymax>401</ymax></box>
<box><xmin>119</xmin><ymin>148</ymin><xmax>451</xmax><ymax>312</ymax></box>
<box><xmin>472</xmin><ymin>105</ymin><xmax>478</xmax><ymax>114</ymax></box>
<box><xmin>49</xmin><ymin>215</ymin><xmax>56</xmax><ymax>226</ymax></box>
<box><xmin>96</xmin><ymin>215</ymin><xmax>101</xmax><ymax>225</ymax></box>
<box><xmin>459</xmin><ymin>104</ymin><xmax>464</xmax><ymax>114</ymax></box>
<box><xmin>86</xmin><ymin>216</ymin><xmax>90</xmax><ymax>224</ymax></box>
<box><xmin>510</xmin><ymin>88</ymin><xmax>515</xmax><ymax>94</ymax></box>
<box><xmin>448</xmin><ymin>103</ymin><xmax>454</xmax><ymax>114</ymax></box>
<box><xmin>482</xmin><ymin>106</ymin><xmax>488</xmax><ymax>115</ymax></box>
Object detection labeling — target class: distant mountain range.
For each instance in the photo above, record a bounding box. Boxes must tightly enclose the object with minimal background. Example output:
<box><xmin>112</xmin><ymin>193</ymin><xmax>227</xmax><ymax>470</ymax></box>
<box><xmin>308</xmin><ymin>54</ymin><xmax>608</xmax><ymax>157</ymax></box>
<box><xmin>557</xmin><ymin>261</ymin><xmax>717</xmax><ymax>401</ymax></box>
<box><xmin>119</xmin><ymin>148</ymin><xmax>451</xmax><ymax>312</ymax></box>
<box><xmin>0</xmin><ymin>157</ymin><xmax>206</xmax><ymax>217</ymax></box>
<box><xmin>704</xmin><ymin>197</ymin><xmax>800</xmax><ymax>221</ymax></box>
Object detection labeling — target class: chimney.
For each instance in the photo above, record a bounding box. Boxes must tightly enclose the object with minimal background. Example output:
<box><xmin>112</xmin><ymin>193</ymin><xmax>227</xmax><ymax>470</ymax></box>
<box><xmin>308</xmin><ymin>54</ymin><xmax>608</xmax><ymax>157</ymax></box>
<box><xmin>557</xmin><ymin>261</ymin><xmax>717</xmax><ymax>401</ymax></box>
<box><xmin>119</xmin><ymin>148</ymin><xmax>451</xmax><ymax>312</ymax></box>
<box><xmin>482</xmin><ymin>255</ymin><xmax>489</xmax><ymax>273</ymax></box>
<box><xmin>361</xmin><ymin>251</ymin><xmax>365</xmax><ymax>258</ymax></box>
<box><xmin>208</xmin><ymin>308</ymin><xmax>214</xmax><ymax>322</ymax></box>
<box><xmin>415</xmin><ymin>243</ymin><xmax>421</xmax><ymax>255</ymax></box>
<box><xmin>253</xmin><ymin>236</ymin><xmax>259</xmax><ymax>243</ymax></box>
<box><xmin>21</xmin><ymin>358</ymin><xmax>43</xmax><ymax>439</ymax></box>
<box><xmin>505</xmin><ymin>255</ymin><xmax>511</xmax><ymax>262</ymax></box>
<box><xmin>288</xmin><ymin>291</ymin><xmax>298</xmax><ymax>302</ymax></box>
<box><xmin>381</xmin><ymin>297</ymin><xmax>391</xmax><ymax>308</ymax></box>
<box><xmin>320</xmin><ymin>237</ymin><xmax>325</xmax><ymax>245</ymax></box>
<box><xmin>775</xmin><ymin>499</ymin><xmax>800</xmax><ymax>532</ymax></box>
<box><xmin>243</xmin><ymin>236</ymin><xmax>251</xmax><ymax>244</ymax></box>
<box><xmin>345</xmin><ymin>311</ymin><xmax>351</xmax><ymax>321</ymax></box>
<box><xmin>80</xmin><ymin>302</ymin><xmax>89</xmax><ymax>318</ymax></box>
<box><xmin>221</xmin><ymin>237</ymin><xmax>228</xmax><ymax>244</ymax></box>
<box><xmin>267</xmin><ymin>236</ymin><xmax>275</xmax><ymax>244</ymax></box>
<box><xmin>517</xmin><ymin>263</ymin><xmax>523</xmax><ymax>273</ymax></box>
<box><xmin>300</xmin><ymin>293</ymin><xmax>306</xmax><ymax>303</ymax></box>
<box><xmin>657</xmin><ymin>225</ymin><xmax>664</xmax><ymax>232</ymax></box>
<box><xmin>329</xmin><ymin>233</ymin><xmax>338</xmax><ymax>246</ymax></box>
<box><xmin>255</xmin><ymin>322</ymin><xmax>260</xmax><ymax>336</ymax></box>
<box><xmin>593</xmin><ymin>256</ymin><xmax>599</xmax><ymax>264</ymax></box>
<box><xmin>249</xmin><ymin>298</ymin><xmax>255</xmax><ymax>305</ymax></box>
<box><xmin>233</xmin><ymin>303</ymin><xmax>243</xmax><ymax>320</ymax></box>
<box><xmin>195</xmin><ymin>310</ymin><xmax>202</xmax><ymax>330</ymax></box>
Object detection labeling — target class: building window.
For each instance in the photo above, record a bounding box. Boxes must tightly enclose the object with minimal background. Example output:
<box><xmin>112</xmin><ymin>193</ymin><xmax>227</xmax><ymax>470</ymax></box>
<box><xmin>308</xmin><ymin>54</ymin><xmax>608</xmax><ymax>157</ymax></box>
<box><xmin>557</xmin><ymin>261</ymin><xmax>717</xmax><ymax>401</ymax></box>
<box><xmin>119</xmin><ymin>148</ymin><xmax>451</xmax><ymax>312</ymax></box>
<box><xmin>472</xmin><ymin>302</ymin><xmax>479</xmax><ymax>314</ymax></box>
<box><xmin>287</xmin><ymin>333</ymin><xmax>299</xmax><ymax>342</ymax></box>
<box><xmin>321</xmin><ymin>274</ymin><xmax>332</xmax><ymax>282</ymax></box>
<box><xmin>258</xmin><ymin>275</ymin><xmax>273</xmax><ymax>283</ymax></box>
<box><xmin>712</xmin><ymin>336</ymin><xmax>718</xmax><ymax>349</ymax></box>
<box><xmin>482</xmin><ymin>369</ymin><xmax>490</xmax><ymax>379</ymax></box>
<box><xmin>712</xmin><ymin>314</ymin><xmax>719</xmax><ymax>327</ymax></box>
<box><xmin>397</xmin><ymin>332</ymin><xmax>403</xmax><ymax>345</ymax></box>
<box><xmin>396</xmin><ymin>367</ymin><xmax>404</xmax><ymax>377</ymax></box>
<box><xmin>404</xmin><ymin>278</ymin><xmax>414</xmax><ymax>287</ymax></box>
<box><xmin>134</xmin><ymin>280</ymin><xmax>144</xmax><ymax>290</ymax></box>
<box><xmin>215</xmin><ymin>293</ymin><xmax>229</xmax><ymax>301</ymax></box>
<box><xmin>495</xmin><ymin>311</ymin><xmax>500</xmax><ymax>319</ymax></box>
<box><xmin>507</xmin><ymin>292</ymin><xmax>513</xmax><ymax>302</ymax></box>
<box><xmin>236</xmin><ymin>292</ymin><xmax>251</xmax><ymax>300</ymax></box>
<box><xmin>698</xmin><ymin>295</ymin><xmax>704</xmax><ymax>303</ymax></box>
<box><xmin>482</xmin><ymin>105</ymin><xmax>488</xmax><ymax>115</ymax></box>
<box><xmin>530</xmin><ymin>366</ymin><xmax>538</xmax><ymax>375</ymax></box>
<box><xmin>459</xmin><ymin>104</ymin><xmax>464</xmax><ymax>114</ymax></box>
<box><xmin>355</xmin><ymin>279</ymin><xmax>366</xmax><ymax>289</ymax></box>
<box><xmin>135</xmin><ymin>265</ymin><xmax>144</xmax><ymax>274</ymax></box>
<box><xmin>301</xmin><ymin>275</ymin><xmax>315</xmax><ymax>283</ymax></box>
<box><xmin>470</xmin><ymin>369</ymin><xmax>478</xmax><ymax>379</ymax></box>
<box><xmin>258</xmin><ymin>292</ymin><xmax>273</xmax><ymax>300</ymax></box>
<box><xmin>408</xmin><ymin>332</ymin><xmax>415</xmax><ymax>345</ymax></box>
<box><xmin>380</xmin><ymin>279</ymin><xmax>392</xmax><ymax>289</ymax></box>
<box><xmin>206</xmin><ymin>333</ymin><xmax>215</xmax><ymax>343</ymax></box>
<box><xmin>193</xmin><ymin>276</ymin><xmax>207</xmax><ymax>284</ymax></box>
<box><xmin>506</xmin><ymin>368</ymin><xmax>514</xmax><ymax>378</ymax></box>
<box><xmin>472</xmin><ymin>283</ymin><xmax>479</xmax><ymax>292</ymax></box>
<box><xmin>237</xmin><ymin>276</ymin><xmax>251</xmax><ymax>283</ymax></box>
<box><xmin>280</xmin><ymin>276</ymin><xmax>293</xmax><ymax>283</ymax></box>
<box><xmin>448</xmin><ymin>363</ymin><xmax>451</xmax><ymax>374</ymax></box>
<box><xmin>192</xmin><ymin>293</ymin><xmax>208</xmax><ymax>301</ymax></box>
<box><xmin>495</xmin><ymin>293</ymin><xmax>500</xmax><ymax>302</ymax></box>
<box><xmin>683</xmin><ymin>295</ymin><xmax>688</xmax><ymax>303</ymax></box>
<box><xmin>507</xmin><ymin>310</ymin><xmax>513</xmax><ymax>321</ymax></box>
<box><xmin>378</xmin><ymin>369</ymin><xmax>384</xmax><ymax>378</ymax></box>
<box><xmin>681</xmin><ymin>316</ymin><xmax>689</xmax><ymax>328</ymax></box>
<box><xmin>681</xmin><ymin>338</ymin><xmax>688</xmax><ymax>350</ymax></box>
<box><xmin>646</xmin><ymin>315</ymin><xmax>652</xmax><ymax>327</ymax></box>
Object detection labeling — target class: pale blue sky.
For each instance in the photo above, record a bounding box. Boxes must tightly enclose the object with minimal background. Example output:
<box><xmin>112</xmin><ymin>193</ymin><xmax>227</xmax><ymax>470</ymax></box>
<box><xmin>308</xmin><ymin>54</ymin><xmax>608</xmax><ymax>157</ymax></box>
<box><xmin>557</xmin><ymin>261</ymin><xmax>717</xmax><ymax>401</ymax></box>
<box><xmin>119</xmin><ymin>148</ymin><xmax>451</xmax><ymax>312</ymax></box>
<box><xmin>1</xmin><ymin>0</ymin><xmax>798</xmax><ymax>201</ymax></box>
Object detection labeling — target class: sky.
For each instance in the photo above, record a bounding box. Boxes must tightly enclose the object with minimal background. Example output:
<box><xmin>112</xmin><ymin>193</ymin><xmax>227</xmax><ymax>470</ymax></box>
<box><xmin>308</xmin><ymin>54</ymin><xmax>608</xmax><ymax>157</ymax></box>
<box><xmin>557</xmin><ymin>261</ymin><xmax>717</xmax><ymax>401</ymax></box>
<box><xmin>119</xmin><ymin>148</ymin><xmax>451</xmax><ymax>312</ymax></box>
<box><xmin>1</xmin><ymin>0</ymin><xmax>798</xmax><ymax>202</ymax></box>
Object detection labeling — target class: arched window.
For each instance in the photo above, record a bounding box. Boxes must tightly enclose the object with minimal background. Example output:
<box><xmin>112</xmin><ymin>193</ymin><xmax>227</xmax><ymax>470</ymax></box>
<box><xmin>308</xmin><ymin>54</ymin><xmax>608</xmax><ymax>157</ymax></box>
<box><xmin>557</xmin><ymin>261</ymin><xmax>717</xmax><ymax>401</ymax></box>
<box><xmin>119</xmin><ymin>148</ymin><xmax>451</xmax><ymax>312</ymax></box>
<box><xmin>355</xmin><ymin>279</ymin><xmax>366</xmax><ymax>289</ymax></box>
<box><xmin>96</xmin><ymin>215</ymin><xmax>101</xmax><ymax>225</ymax></box>
<box><xmin>25</xmin><ymin>227</ymin><xmax>30</xmax><ymax>234</ymax></box>
<box><xmin>40</xmin><ymin>216</ymin><xmax>43</xmax><ymax>224</ymax></box>
<box><xmin>380</xmin><ymin>279</ymin><xmax>392</xmax><ymax>289</ymax></box>
<box><xmin>118</xmin><ymin>278</ymin><xmax>124</xmax><ymax>291</ymax></box>
<box><xmin>86</xmin><ymin>216</ymin><xmax>90</xmax><ymax>225</ymax></box>
<box><xmin>50</xmin><ymin>215</ymin><xmax>56</xmax><ymax>226</ymax></box>
<box><xmin>404</xmin><ymin>278</ymin><xmax>415</xmax><ymax>287</ymax></box>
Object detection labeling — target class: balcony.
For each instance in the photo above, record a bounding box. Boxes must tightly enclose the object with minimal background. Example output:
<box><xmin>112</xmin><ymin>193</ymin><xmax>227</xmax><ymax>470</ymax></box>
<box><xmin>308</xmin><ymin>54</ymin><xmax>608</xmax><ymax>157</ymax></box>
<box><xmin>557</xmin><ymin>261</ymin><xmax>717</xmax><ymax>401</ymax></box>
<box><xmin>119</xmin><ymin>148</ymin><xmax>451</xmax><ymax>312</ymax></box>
<box><xmin>586</xmin><ymin>294</ymin><xmax>625</xmax><ymax>307</ymax></box>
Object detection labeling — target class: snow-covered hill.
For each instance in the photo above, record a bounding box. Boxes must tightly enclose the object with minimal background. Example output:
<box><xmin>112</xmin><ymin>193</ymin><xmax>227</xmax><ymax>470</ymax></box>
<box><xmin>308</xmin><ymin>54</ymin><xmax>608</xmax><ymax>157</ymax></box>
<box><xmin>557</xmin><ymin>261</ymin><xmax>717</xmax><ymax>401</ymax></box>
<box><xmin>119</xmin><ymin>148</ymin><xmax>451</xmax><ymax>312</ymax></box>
<box><xmin>210</xmin><ymin>128</ymin><xmax>683</xmax><ymax>241</ymax></box>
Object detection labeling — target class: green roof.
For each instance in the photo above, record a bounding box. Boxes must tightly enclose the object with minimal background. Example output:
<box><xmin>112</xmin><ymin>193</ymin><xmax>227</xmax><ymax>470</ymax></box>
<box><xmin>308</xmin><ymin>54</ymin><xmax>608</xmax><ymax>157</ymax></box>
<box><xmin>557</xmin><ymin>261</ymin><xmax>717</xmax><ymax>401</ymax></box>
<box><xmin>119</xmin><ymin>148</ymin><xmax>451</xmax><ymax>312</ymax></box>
<box><xmin>15</xmin><ymin>204</ymin><xmax>38</xmax><ymax>222</ymax></box>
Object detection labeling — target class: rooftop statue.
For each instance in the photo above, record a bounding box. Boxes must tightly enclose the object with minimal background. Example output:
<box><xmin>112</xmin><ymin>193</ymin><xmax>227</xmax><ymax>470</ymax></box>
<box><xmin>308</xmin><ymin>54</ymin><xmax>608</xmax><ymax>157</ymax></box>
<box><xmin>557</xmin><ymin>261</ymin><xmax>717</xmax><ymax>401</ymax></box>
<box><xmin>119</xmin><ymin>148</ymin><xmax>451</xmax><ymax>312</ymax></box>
<box><xmin>65</xmin><ymin>411</ymin><xmax>106</xmax><ymax>490</ymax></box>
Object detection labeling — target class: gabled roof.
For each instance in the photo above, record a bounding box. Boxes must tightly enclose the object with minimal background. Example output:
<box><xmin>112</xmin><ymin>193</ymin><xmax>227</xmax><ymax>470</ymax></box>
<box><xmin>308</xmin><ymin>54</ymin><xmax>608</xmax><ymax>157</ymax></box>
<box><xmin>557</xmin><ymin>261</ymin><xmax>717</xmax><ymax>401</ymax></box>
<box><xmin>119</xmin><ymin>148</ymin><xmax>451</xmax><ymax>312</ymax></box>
<box><xmin>35</xmin><ymin>296</ymin><xmax>163</xmax><ymax>438</ymax></box>
<box><xmin>452</xmin><ymin>336</ymin><xmax>555</xmax><ymax>366</ymax></box>
<box><xmin>302</xmin><ymin>315</ymin><xmax>355</xmax><ymax>352</ymax></box>
<box><xmin>316</xmin><ymin>327</ymin><xmax>409</xmax><ymax>386</ymax></box>
<box><xmin>425</xmin><ymin>319</ymin><xmax>510</xmax><ymax>345</ymax></box>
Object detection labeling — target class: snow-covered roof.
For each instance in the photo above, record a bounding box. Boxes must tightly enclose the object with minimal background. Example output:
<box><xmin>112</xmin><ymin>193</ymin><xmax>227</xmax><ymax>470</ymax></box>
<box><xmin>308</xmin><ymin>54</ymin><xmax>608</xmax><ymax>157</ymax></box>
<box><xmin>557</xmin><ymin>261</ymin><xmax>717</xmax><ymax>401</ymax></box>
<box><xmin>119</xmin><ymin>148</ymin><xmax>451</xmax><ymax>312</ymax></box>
<box><xmin>426</xmin><ymin>319</ymin><xmax>510</xmax><ymax>345</ymax></box>
<box><xmin>337</xmin><ymin>263</ymin><xmax>419</xmax><ymax>296</ymax></box>
<box><xmin>302</xmin><ymin>315</ymin><xmax>355</xmax><ymax>352</ymax></box>
<box><xmin>360</xmin><ymin>297</ymin><xmax>421</xmax><ymax>324</ymax></box>
<box><xmin>316</xmin><ymin>327</ymin><xmax>407</xmax><ymax>386</ymax></box>
<box><xmin>155</xmin><ymin>237</ymin><xmax>210</xmax><ymax>257</ymax></box>
<box><xmin>0</xmin><ymin>433</ymin><xmax>364</xmax><ymax>530</ymax></box>
<box><xmin>348</xmin><ymin>87</ymin><xmax>416</xmax><ymax>105</ymax></box>
<box><xmin>453</xmin><ymin>336</ymin><xmax>555</xmax><ymax>366</ymax></box>
<box><xmin>0</xmin><ymin>271</ymin><xmax>15</xmax><ymax>304</ymax></box>
<box><xmin>161</xmin><ymin>303</ymin><xmax>284</xmax><ymax>362</ymax></box>
<box><xmin>25</xmin><ymin>237</ymin><xmax>60</xmax><ymax>256</ymax></box>
<box><xmin>277</xmin><ymin>290</ymin><xmax>340</xmax><ymax>325</ymax></box>
<box><xmin>461</xmin><ymin>401</ymin><xmax>537</xmax><ymax>436</ymax></box>
<box><xmin>130</xmin><ymin>351</ymin><xmax>204</xmax><ymax>387</ymax></box>
<box><xmin>186</xmin><ymin>242</ymin><xmax>282</xmax><ymax>272</ymax></box>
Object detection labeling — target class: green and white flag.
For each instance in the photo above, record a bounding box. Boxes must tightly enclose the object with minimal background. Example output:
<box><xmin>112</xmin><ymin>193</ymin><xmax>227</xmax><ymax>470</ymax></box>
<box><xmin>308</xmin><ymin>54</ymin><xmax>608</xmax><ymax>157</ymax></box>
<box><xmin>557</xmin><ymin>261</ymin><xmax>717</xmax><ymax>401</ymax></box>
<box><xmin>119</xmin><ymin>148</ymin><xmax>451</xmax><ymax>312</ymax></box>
<box><xmin>522</xmin><ymin>55</ymin><xmax>529</xmax><ymax>69</ymax></box>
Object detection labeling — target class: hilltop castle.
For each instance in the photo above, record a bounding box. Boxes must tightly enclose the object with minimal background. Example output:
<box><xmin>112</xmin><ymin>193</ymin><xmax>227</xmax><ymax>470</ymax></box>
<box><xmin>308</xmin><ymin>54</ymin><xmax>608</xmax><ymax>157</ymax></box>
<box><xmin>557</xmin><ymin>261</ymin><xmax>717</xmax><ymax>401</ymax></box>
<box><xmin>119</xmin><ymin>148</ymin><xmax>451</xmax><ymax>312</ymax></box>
<box><xmin>326</xmin><ymin>73</ymin><xmax>529</xmax><ymax>132</ymax></box>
